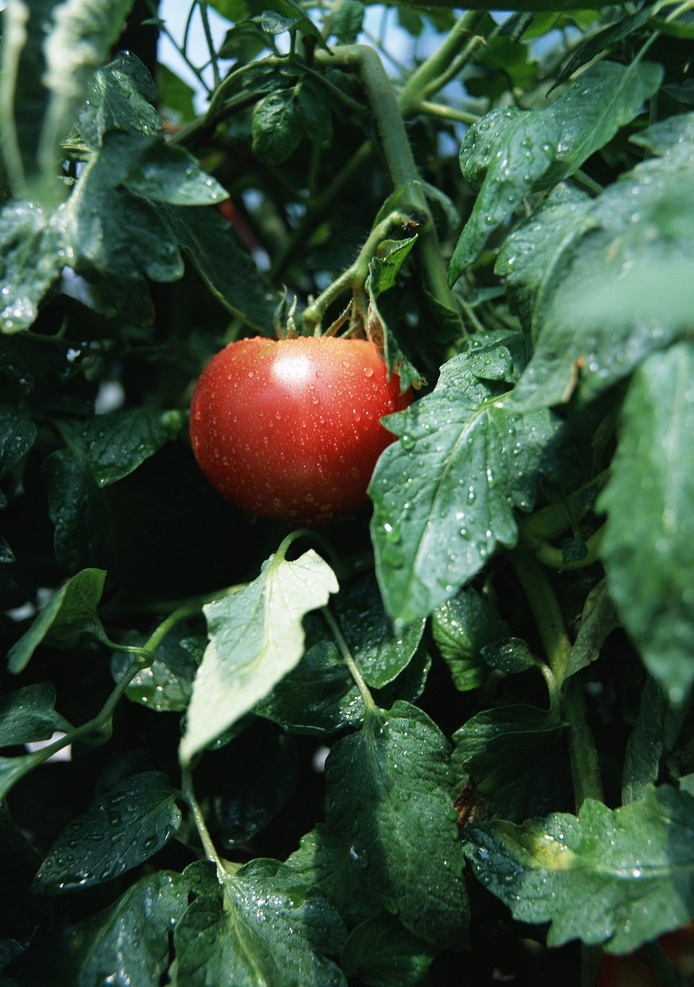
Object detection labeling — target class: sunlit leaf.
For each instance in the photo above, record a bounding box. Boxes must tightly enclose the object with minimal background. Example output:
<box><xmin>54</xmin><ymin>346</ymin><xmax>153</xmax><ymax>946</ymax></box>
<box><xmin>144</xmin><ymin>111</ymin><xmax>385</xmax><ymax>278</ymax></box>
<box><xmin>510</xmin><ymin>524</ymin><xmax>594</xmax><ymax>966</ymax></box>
<box><xmin>180</xmin><ymin>549</ymin><xmax>339</xmax><ymax>763</ymax></box>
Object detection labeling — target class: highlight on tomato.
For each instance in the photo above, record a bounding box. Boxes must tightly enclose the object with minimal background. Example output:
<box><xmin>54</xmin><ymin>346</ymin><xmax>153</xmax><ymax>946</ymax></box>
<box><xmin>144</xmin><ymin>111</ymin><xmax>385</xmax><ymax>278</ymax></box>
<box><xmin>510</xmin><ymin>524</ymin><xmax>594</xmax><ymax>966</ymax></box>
<box><xmin>189</xmin><ymin>333</ymin><xmax>412</xmax><ymax>523</ymax></box>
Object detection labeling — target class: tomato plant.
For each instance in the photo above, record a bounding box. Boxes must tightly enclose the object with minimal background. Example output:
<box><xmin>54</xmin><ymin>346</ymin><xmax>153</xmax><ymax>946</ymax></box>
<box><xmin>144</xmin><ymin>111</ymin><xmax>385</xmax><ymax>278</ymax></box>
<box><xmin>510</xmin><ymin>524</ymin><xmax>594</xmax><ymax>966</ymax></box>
<box><xmin>189</xmin><ymin>335</ymin><xmax>412</xmax><ymax>522</ymax></box>
<box><xmin>2</xmin><ymin>0</ymin><xmax>694</xmax><ymax>985</ymax></box>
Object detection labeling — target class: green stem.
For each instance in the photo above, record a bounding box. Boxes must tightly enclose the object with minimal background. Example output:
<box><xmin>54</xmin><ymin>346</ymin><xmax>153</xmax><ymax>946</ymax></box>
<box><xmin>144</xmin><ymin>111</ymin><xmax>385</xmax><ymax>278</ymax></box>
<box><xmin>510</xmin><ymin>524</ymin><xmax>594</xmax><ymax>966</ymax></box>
<box><xmin>508</xmin><ymin>544</ymin><xmax>603</xmax><ymax>809</ymax></box>
<box><xmin>321</xmin><ymin>606</ymin><xmax>376</xmax><ymax>713</ymax></box>
<box><xmin>397</xmin><ymin>11</ymin><xmax>487</xmax><ymax>117</ymax></box>
<box><xmin>563</xmin><ymin>678</ymin><xmax>604</xmax><ymax>805</ymax></box>
<box><xmin>181</xmin><ymin>764</ymin><xmax>232</xmax><ymax>880</ymax></box>
<box><xmin>313</xmin><ymin>45</ymin><xmax>460</xmax><ymax>328</ymax></box>
<box><xmin>534</xmin><ymin>525</ymin><xmax>605</xmax><ymax>572</ymax></box>
<box><xmin>520</xmin><ymin>471</ymin><xmax>609</xmax><ymax>547</ymax></box>
<box><xmin>507</xmin><ymin>545</ymin><xmax>572</xmax><ymax>687</ymax></box>
<box><xmin>301</xmin><ymin>210</ymin><xmax>416</xmax><ymax>332</ymax></box>
<box><xmin>198</xmin><ymin>0</ymin><xmax>221</xmax><ymax>89</ymax></box>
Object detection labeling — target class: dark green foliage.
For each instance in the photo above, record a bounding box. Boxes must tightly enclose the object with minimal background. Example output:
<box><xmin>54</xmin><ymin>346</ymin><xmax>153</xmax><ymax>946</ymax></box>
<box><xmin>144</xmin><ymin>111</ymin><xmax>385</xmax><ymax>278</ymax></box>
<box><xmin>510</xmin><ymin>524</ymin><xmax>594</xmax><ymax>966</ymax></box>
<box><xmin>2</xmin><ymin>1</ymin><xmax>694</xmax><ymax>984</ymax></box>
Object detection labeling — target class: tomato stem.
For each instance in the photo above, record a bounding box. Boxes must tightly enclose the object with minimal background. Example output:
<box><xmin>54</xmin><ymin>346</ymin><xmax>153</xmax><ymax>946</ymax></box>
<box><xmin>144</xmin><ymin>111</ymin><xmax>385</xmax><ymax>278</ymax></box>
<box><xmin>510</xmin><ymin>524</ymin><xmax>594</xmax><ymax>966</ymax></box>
<box><xmin>302</xmin><ymin>210</ymin><xmax>415</xmax><ymax>334</ymax></box>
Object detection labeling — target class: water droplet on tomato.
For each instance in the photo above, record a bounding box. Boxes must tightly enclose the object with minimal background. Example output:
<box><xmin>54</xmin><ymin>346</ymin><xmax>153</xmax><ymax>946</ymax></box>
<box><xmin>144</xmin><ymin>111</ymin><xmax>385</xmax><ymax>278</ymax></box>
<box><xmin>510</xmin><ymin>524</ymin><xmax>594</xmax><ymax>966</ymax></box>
<box><xmin>363</xmin><ymin>366</ymin><xmax>374</xmax><ymax>378</ymax></box>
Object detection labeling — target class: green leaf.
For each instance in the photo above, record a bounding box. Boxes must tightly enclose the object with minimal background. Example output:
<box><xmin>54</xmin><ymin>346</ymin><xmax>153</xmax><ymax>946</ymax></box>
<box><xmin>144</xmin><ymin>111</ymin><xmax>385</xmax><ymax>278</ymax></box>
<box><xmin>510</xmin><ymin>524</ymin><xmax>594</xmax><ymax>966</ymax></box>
<box><xmin>622</xmin><ymin>677</ymin><xmax>688</xmax><ymax>805</ymax></box>
<box><xmin>65</xmin><ymin>130</ymin><xmax>185</xmax><ymax>292</ymax></box>
<box><xmin>112</xmin><ymin>629</ymin><xmax>202</xmax><ymax>713</ymax></box>
<box><xmin>5</xmin><ymin>871</ymin><xmax>189</xmax><ymax>986</ymax></box>
<box><xmin>495</xmin><ymin>182</ymin><xmax>594</xmax><ymax>332</ymax></box>
<box><xmin>75</xmin><ymin>51</ymin><xmax>161</xmax><ymax>150</ymax></box>
<box><xmin>0</xmin><ymin>200</ymin><xmax>67</xmax><ymax>332</ymax></box>
<box><xmin>449</xmin><ymin>60</ymin><xmax>662</xmax><ymax>279</ymax></box>
<box><xmin>255</xmin><ymin>592</ymin><xmax>429</xmax><ymax>736</ymax></box>
<box><xmin>452</xmin><ymin>704</ymin><xmax>569</xmax><ymax>822</ymax></box>
<box><xmin>564</xmin><ymin>579</ymin><xmax>620</xmax><ymax>679</ymax></box>
<box><xmin>331</xmin><ymin>0</ymin><xmax>365</xmax><ymax>44</ymax></box>
<box><xmin>333</xmin><ymin>571</ymin><xmax>425</xmax><ymax>689</ymax></box>
<box><xmin>599</xmin><ymin>342</ymin><xmax>694</xmax><ymax>703</ymax></box>
<box><xmin>124</xmin><ymin>142</ymin><xmax>227</xmax><ymax>206</ymax></box>
<box><xmin>43</xmin><ymin>447</ymin><xmax>108</xmax><ymax>570</ymax></box>
<box><xmin>432</xmin><ymin>587</ymin><xmax>510</xmax><ymax>692</ymax></box>
<box><xmin>180</xmin><ymin>549</ymin><xmax>339</xmax><ymax>763</ymax></box>
<box><xmin>7</xmin><ymin>568</ymin><xmax>108</xmax><ymax>673</ymax></box>
<box><xmin>0</xmin><ymin>406</ymin><xmax>37</xmax><ymax>475</ymax></box>
<box><xmin>170</xmin><ymin>859</ymin><xmax>346</xmax><ymax>987</ymax></box>
<box><xmin>0</xmin><ymin>0</ymin><xmax>134</xmax><ymax>195</ymax></box>
<box><xmin>551</xmin><ymin>1</ymin><xmax>659</xmax><ymax>91</ymax></box>
<box><xmin>296</xmin><ymin>76</ymin><xmax>333</xmax><ymax>150</ymax></box>
<box><xmin>81</xmin><ymin>408</ymin><xmax>184</xmax><ymax>487</ymax></box>
<box><xmin>207</xmin><ymin>727</ymin><xmax>299</xmax><ymax>848</ymax></box>
<box><xmin>513</xmin><ymin>116</ymin><xmax>694</xmax><ymax>408</ymax></box>
<box><xmin>340</xmin><ymin>912</ymin><xmax>436</xmax><ymax>987</ymax></box>
<box><xmin>0</xmin><ymin>683</ymin><xmax>71</xmax><ymax>747</ymax></box>
<box><xmin>285</xmin><ymin>823</ymin><xmax>379</xmax><ymax>921</ymax></box>
<box><xmin>254</xmin><ymin>634</ymin><xmax>363</xmax><ymax>735</ymax></box>
<box><xmin>162</xmin><ymin>204</ymin><xmax>279</xmax><ymax>332</ymax></box>
<box><xmin>325</xmin><ymin>701</ymin><xmax>468</xmax><ymax>949</ymax></box>
<box><xmin>463</xmin><ymin>786</ymin><xmax>694</xmax><ymax>953</ymax></box>
<box><xmin>32</xmin><ymin>771</ymin><xmax>181</xmax><ymax>893</ymax></box>
<box><xmin>370</xmin><ymin>333</ymin><xmax>560</xmax><ymax>624</ymax></box>
<box><xmin>252</xmin><ymin>89</ymin><xmax>303</xmax><ymax>166</ymax></box>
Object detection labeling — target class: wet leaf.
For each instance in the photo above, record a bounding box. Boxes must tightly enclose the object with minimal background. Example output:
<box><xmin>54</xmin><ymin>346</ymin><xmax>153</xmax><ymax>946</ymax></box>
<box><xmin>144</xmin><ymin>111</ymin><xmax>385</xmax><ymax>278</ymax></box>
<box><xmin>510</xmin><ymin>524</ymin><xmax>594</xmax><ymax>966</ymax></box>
<box><xmin>464</xmin><ymin>786</ymin><xmax>694</xmax><ymax>954</ymax></box>
<box><xmin>599</xmin><ymin>342</ymin><xmax>694</xmax><ymax>703</ymax></box>
<box><xmin>8</xmin><ymin>568</ymin><xmax>108</xmax><ymax>673</ymax></box>
<box><xmin>170</xmin><ymin>858</ymin><xmax>346</xmax><ymax>987</ymax></box>
<box><xmin>370</xmin><ymin>332</ymin><xmax>560</xmax><ymax>624</ymax></box>
<box><xmin>449</xmin><ymin>60</ymin><xmax>662</xmax><ymax>279</ymax></box>
<box><xmin>5</xmin><ymin>871</ymin><xmax>189</xmax><ymax>987</ymax></box>
<box><xmin>180</xmin><ymin>549</ymin><xmax>339</xmax><ymax>763</ymax></box>
<box><xmin>325</xmin><ymin>701</ymin><xmax>468</xmax><ymax>948</ymax></box>
<box><xmin>32</xmin><ymin>772</ymin><xmax>181</xmax><ymax>893</ymax></box>
<box><xmin>0</xmin><ymin>682</ymin><xmax>71</xmax><ymax>748</ymax></box>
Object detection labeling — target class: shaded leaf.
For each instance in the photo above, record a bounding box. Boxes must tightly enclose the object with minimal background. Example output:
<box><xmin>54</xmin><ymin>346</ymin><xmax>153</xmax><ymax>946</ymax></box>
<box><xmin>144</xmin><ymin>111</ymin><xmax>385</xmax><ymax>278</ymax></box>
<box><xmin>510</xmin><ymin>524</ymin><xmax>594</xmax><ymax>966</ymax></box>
<box><xmin>32</xmin><ymin>771</ymin><xmax>181</xmax><ymax>893</ymax></box>
<box><xmin>432</xmin><ymin>586</ymin><xmax>509</xmax><ymax>692</ymax></box>
<box><xmin>180</xmin><ymin>549</ymin><xmax>339</xmax><ymax>763</ymax></box>
<box><xmin>325</xmin><ymin>701</ymin><xmax>468</xmax><ymax>949</ymax></box>
<box><xmin>452</xmin><ymin>704</ymin><xmax>568</xmax><ymax>822</ymax></box>
<box><xmin>7</xmin><ymin>568</ymin><xmax>108</xmax><ymax>673</ymax></box>
<box><xmin>463</xmin><ymin>786</ymin><xmax>694</xmax><ymax>953</ymax></box>
<box><xmin>162</xmin><ymin>204</ymin><xmax>279</xmax><ymax>331</ymax></box>
<box><xmin>599</xmin><ymin>342</ymin><xmax>694</xmax><ymax>703</ymax></box>
<box><xmin>81</xmin><ymin>408</ymin><xmax>184</xmax><ymax>487</ymax></box>
<box><xmin>0</xmin><ymin>683</ymin><xmax>71</xmax><ymax>748</ymax></box>
<box><xmin>5</xmin><ymin>871</ymin><xmax>188</xmax><ymax>987</ymax></box>
<box><xmin>0</xmin><ymin>406</ymin><xmax>37</xmax><ymax>476</ymax></box>
<box><xmin>111</xmin><ymin>629</ymin><xmax>202</xmax><ymax>713</ymax></box>
<box><xmin>340</xmin><ymin>912</ymin><xmax>436</xmax><ymax>987</ymax></box>
<box><xmin>252</xmin><ymin>89</ymin><xmax>303</xmax><ymax>166</ymax></box>
<box><xmin>622</xmin><ymin>677</ymin><xmax>688</xmax><ymax>805</ymax></box>
<box><xmin>333</xmin><ymin>571</ymin><xmax>425</xmax><ymax>689</ymax></box>
<box><xmin>75</xmin><ymin>50</ymin><xmax>161</xmax><ymax>150</ymax></box>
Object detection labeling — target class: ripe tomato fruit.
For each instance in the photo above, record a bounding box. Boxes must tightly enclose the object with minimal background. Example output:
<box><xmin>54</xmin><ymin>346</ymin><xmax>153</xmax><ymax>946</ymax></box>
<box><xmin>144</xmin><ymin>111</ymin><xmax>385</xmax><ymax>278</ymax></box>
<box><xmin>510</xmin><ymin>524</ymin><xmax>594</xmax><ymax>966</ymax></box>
<box><xmin>189</xmin><ymin>335</ymin><xmax>412</xmax><ymax>523</ymax></box>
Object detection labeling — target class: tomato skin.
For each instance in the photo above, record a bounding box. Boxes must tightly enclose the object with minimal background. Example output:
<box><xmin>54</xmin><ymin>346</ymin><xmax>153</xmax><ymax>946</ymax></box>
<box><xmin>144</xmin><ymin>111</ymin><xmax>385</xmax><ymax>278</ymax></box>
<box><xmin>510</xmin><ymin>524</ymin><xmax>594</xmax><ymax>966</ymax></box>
<box><xmin>189</xmin><ymin>335</ymin><xmax>412</xmax><ymax>523</ymax></box>
<box><xmin>595</xmin><ymin>953</ymin><xmax>657</xmax><ymax>987</ymax></box>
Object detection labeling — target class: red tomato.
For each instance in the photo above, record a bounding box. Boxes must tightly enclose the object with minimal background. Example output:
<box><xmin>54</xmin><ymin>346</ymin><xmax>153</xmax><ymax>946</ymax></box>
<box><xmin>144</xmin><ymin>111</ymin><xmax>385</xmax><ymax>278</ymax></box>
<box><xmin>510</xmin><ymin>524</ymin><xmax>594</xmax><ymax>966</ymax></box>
<box><xmin>189</xmin><ymin>335</ymin><xmax>412</xmax><ymax>523</ymax></box>
<box><xmin>595</xmin><ymin>952</ymin><xmax>656</xmax><ymax>987</ymax></box>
